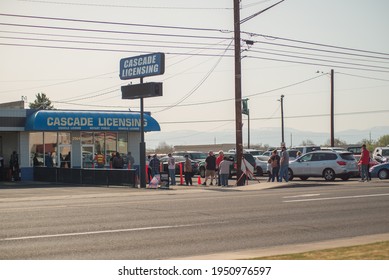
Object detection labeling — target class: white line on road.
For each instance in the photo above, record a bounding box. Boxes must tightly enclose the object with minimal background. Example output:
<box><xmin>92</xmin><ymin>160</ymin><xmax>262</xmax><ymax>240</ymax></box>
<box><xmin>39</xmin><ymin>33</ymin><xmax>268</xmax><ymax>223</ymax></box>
<box><xmin>0</xmin><ymin>223</ymin><xmax>205</xmax><ymax>242</ymax></box>
<box><xmin>283</xmin><ymin>194</ymin><xmax>321</xmax><ymax>199</ymax></box>
<box><xmin>284</xmin><ymin>192</ymin><xmax>389</xmax><ymax>203</ymax></box>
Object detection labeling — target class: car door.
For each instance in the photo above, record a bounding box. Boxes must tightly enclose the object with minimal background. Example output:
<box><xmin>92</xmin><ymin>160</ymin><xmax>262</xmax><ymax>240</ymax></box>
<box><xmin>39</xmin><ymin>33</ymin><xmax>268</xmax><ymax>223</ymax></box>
<box><xmin>309</xmin><ymin>153</ymin><xmax>327</xmax><ymax>176</ymax></box>
<box><xmin>292</xmin><ymin>153</ymin><xmax>313</xmax><ymax>176</ymax></box>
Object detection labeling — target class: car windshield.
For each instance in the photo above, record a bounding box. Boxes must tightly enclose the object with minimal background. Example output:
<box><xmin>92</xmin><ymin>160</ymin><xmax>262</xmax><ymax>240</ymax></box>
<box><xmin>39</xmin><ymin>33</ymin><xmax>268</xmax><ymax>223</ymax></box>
<box><xmin>339</xmin><ymin>153</ymin><xmax>355</xmax><ymax>161</ymax></box>
<box><xmin>382</xmin><ymin>149</ymin><xmax>389</xmax><ymax>156</ymax></box>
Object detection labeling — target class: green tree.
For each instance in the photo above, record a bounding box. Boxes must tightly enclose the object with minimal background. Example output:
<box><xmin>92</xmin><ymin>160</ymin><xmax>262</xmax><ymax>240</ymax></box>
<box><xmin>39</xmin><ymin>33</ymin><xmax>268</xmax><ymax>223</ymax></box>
<box><xmin>29</xmin><ymin>93</ymin><xmax>55</xmax><ymax>110</ymax></box>
<box><xmin>376</xmin><ymin>135</ymin><xmax>389</xmax><ymax>147</ymax></box>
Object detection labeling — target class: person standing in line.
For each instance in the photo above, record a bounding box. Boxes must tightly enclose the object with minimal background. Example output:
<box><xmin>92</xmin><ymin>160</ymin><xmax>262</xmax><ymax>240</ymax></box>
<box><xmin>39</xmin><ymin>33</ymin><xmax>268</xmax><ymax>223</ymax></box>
<box><xmin>215</xmin><ymin>150</ymin><xmax>224</xmax><ymax>186</ymax></box>
<box><xmin>266</xmin><ymin>158</ymin><xmax>272</xmax><ymax>182</ymax></box>
<box><xmin>359</xmin><ymin>144</ymin><xmax>370</xmax><ymax>182</ymax></box>
<box><xmin>167</xmin><ymin>153</ymin><xmax>176</xmax><ymax>185</ymax></box>
<box><xmin>203</xmin><ymin>151</ymin><xmax>216</xmax><ymax>186</ymax></box>
<box><xmin>94</xmin><ymin>151</ymin><xmax>105</xmax><ymax>168</ymax></box>
<box><xmin>0</xmin><ymin>153</ymin><xmax>4</xmax><ymax>181</ymax></box>
<box><xmin>45</xmin><ymin>152</ymin><xmax>53</xmax><ymax>168</ymax></box>
<box><xmin>270</xmin><ymin>150</ymin><xmax>280</xmax><ymax>182</ymax></box>
<box><xmin>219</xmin><ymin>156</ymin><xmax>232</xmax><ymax>187</ymax></box>
<box><xmin>127</xmin><ymin>152</ymin><xmax>135</xmax><ymax>169</ymax></box>
<box><xmin>9</xmin><ymin>151</ymin><xmax>20</xmax><ymax>181</ymax></box>
<box><xmin>33</xmin><ymin>153</ymin><xmax>41</xmax><ymax>167</ymax></box>
<box><xmin>149</xmin><ymin>154</ymin><xmax>160</xmax><ymax>177</ymax></box>
<box><xmin>113</xmin><ymin>152</ymin><xmax>124</xmax><ymax>169</ymax></box>
<box><xmin>279</xmin><ymin>145</ymin><xmax>289</xmax><ymax>182</ymax></box>
<box><xmin>184</xmin><ymin>154</ymin><xmax>193</xmax><ymax>186</ymax></box>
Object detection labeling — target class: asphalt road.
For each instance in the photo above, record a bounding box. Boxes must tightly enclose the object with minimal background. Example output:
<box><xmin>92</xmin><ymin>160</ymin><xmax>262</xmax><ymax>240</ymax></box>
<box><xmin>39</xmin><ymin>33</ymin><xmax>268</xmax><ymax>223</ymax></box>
<box><xmin>1</xmin><ymin>178</ymin><xmax>389</xmax><ymax>259</ymax></box>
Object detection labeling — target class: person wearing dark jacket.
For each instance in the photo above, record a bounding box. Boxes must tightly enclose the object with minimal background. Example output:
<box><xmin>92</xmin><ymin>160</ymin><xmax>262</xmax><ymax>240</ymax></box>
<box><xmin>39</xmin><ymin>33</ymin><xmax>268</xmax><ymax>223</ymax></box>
<box><xmin>113</xmin><ymin>152</ymin><xmax>124</xmax><ymax>169</ymax></box>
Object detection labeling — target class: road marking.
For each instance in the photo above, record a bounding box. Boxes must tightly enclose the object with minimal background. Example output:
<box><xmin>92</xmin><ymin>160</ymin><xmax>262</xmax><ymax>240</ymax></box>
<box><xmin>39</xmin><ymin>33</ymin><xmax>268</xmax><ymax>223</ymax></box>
<box><xmin>283</xmin><ymin>194</ymin><xmax>321</xmax><ymax>199</ymax></box>
<box><xmin>0</xmin><ymin>223</ymin><xmax>205</xmax><ymax>242</ymax></box>
<box><xmin>284</xmin><ymin>192</ymin><xmax>389</xmax><ymax>203</ymax></box>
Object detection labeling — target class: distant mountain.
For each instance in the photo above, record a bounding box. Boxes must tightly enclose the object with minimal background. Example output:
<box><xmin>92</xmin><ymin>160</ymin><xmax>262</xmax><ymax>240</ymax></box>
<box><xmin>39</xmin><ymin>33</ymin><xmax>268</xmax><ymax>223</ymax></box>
<box><xmin>146</xmin><ymin>126</ymin><xmax>389</xmax><ymax>149</ymax></box>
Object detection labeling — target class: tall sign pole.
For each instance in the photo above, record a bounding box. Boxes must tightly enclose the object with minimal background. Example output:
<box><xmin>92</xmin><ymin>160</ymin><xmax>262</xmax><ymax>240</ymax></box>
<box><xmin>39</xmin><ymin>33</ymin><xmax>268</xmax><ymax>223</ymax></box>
<box><xmin>234</xmin><ymin>0</ymin><xmax>244</xmax><ymax>186</ymax></box>
<box><xmin>120</xmin><ymin>52</ymin><xmax>165</xmax><ymax>188</ymax></box>
<box><xmin>139</xmin><ymin>78</ymin><xmax>146</xmax><ymax>188</ymax></box>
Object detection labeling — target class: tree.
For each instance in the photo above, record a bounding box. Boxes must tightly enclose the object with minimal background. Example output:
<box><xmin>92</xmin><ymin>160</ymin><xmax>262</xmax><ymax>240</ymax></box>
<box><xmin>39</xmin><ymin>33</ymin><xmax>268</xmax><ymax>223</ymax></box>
<box><xmin>324</xmin><ymin>138</ymin><xmax>347</xmax><ymax>147</ymax></box>
<box><xmin>376</xmin><ymin>135</ymin><xmax>389</xmax><ymax>147</ymax></box>
<box><xmin>300</xmin><ymin>139</ymin><xmax>315</xmax><ymax>146</ymax></box>
<box><xmin>154</xmin><ymin>141</ymin><xmax>173</xmax><ymax>154</ymax></box>
<box><xmin>29</xmin><ymin>93</ymin><xmax>55</xmax><ymax>110</ymax></box>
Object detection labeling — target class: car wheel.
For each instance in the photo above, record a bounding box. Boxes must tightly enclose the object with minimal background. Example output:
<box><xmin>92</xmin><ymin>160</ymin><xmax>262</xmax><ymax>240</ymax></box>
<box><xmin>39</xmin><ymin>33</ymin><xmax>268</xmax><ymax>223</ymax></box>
<box><xmin>199</xmin><ymin>167</ymin><xmax>205</xmax><ymax>178</ymax></box>
<box><xmin>256</xmin><ymin>167</ymin><xmax>263</xmax><ymax>176</ymax></box>
<box><xmin>288</xmin><ymin>168</ymin><xmax>294</xmax><ymax>181</ymax></box>
<box><xmin>299</xmin><ymin>176</ymin><xmax>309</xmax><ymax>181</ymax></box>
<box><xmin>378</xmin><ymin>169</ymin><xmax>389</xmax><ymax>180</ymax></box>
<box><xmin>323</xmin><ymin>168</ymin><xmax>336</xmax><ymax>181</ymax></box>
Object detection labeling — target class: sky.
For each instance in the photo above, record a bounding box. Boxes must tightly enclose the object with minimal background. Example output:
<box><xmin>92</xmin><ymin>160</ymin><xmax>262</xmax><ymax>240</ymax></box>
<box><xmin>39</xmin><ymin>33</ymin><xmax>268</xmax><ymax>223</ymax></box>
<box><xmin>1</xmin><ymin>0</ymin><xmax>388</xmax><ymax>148</ymax></box>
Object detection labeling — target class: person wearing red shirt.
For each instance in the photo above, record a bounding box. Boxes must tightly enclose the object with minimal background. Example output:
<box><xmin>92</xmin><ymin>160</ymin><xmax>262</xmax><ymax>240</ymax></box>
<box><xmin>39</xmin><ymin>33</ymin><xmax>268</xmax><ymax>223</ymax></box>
<box><xmin>216</xmin><ymin>150</ymin><xmax>224</xmax><ymax>186</ymax></box>
<box><xmin>359</xmin><ymin>144</ymin><xmax>370</xmax><ymax>182</ymax></box>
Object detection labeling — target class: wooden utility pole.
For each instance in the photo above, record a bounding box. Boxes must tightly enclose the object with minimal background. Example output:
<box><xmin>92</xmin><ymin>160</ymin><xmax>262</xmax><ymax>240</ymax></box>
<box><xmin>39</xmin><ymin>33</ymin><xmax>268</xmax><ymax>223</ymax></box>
<box><xmin>234</xmin><ymin>0</ymin><xmax>244</xmax><ymax>185</ymax></box>
<box><xmin>330</xmin><ymin>69</ymin><xmax>334</xmax><ymax>147</ymax></box>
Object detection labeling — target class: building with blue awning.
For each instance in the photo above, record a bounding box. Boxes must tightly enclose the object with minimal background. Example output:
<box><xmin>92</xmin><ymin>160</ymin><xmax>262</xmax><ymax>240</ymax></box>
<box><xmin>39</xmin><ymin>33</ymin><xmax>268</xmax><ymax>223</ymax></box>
<box><xmin>0</xmin><ymin>101</ymin><xmax>160</xmax><ymax>181</ymax></box>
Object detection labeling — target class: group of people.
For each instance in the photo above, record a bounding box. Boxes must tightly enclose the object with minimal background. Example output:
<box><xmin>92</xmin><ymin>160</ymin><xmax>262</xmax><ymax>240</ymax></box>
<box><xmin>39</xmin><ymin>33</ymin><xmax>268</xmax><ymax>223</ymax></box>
<box><xmin>147</xmin><ymin>153</ymin><xmax>193</xmax><ymax>186</ymax></box>
<box><xmin>266</xmin><ymin>145</ymin><xmax>290</xmax><ymax>182</ymax></box>
<box><xmin>202</xmin><ymin>150</ymin><xmax>232</xmax><ymax>187</ymax></box>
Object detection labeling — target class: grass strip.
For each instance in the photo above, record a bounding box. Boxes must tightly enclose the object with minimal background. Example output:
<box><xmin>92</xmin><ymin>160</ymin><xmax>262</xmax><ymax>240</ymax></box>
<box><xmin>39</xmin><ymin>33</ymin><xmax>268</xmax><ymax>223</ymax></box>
<box><xmin>254</xmin><ymin>241</ymin><xmax>389</xmax><ymax>260</ymax></box>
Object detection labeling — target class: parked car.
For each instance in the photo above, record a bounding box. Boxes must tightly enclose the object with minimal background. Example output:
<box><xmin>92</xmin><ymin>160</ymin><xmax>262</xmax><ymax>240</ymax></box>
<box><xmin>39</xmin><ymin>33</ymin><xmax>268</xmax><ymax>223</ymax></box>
<box><xmin>372</xmin><ymin>147</ymin><xmax>389</xmax><ymax>163</ymax></box>
<box><xmin>261</xmin><ymin>149</ymin><xmax>298</xmax><ymax>161</ymax></box>
<box><xmin>292</xmin><ymin>146</ymin><xmax>321</xmax><ymax>155</ymax></box>
<box><xmin>172</xmin><ymin>151</ymin><xmax>207</xmax><ymax>162</ymax></box>
<box><xmin>159</xmin><ymin>155</ymin><xmax>199</xmax><ymax>175</ymax></box>
<box><xmin>320</xmin><ymin>147</ymin><xmax>347</xmax><ymax>152</ymax></box>
<box><xmin>370</xmin><ymin>162</ymin><xmax>389</xmax><ymax>180</ymax></box>
<box><xmin>347</xmin><ymin>145</ymin><xmax>362</xmax><ymax>154</ymax></box>
<box><xmin>288</xmin><ymin>151</ymin><xmax>359</xmax><ymax>181</ymax></box>
<box><xmin>254</xmin><ymin>155</ymin><xmax>269</xmax><ymax>176</ymax></box>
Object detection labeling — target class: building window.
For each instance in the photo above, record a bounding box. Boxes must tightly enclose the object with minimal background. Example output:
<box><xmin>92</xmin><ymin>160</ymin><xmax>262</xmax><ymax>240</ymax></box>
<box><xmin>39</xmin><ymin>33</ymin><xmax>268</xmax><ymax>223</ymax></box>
<box><xmin>105</xmin><ymin>132</ymin><xmax>117</xmax><ymax>166</ymax></box>
<box><xmin>29</xmin><ymin>132</ymin><xmax>43</xmax><ymax>167</ymax></box>
<box><xmin>44</xmin><ymin>132</ymin><xmax>58</xmax><ymax>167</ymax></box>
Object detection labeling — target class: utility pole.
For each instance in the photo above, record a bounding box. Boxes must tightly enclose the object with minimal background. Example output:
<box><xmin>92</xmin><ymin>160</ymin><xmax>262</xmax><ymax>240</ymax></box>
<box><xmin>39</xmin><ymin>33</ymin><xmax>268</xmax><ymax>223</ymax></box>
<box><xmin>233</xmin><ymin>0</ymin><xmax>285</xmax><ymax>184</ymax></box>
<box><xmin>280</xmin><ymin>94</ymin><xmax>285</xmax><ymax>144</ymax></box>
<box><xmin>233</xmin><ymin>0</ymin><xmax>244</xmax><ymax>185</ymax></box>
<box><xmin>330</xmin><ymin>69</ymin><xmax>334</xmax><ymax>147</ymax></box>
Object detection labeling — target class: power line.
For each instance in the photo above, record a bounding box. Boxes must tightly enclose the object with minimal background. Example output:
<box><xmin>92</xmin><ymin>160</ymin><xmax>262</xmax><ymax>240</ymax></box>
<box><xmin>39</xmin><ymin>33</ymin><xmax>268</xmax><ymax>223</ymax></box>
<box><xmin>0</xmin><ymin>13</ymin><xmax>230</xmax><ymax>33</ymax></box>
<box><xmin>17</xmin><ymin>0</ymin><xmax>232</xmax><ymax>10</ymax></box>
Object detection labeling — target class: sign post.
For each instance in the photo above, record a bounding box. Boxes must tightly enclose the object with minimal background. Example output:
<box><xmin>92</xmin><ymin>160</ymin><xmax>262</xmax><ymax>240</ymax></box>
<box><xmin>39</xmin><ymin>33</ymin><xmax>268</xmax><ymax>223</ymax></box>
<box><xmin>120</xmin><ymin>53</ymin><xmax>165</xmax><ymax>188</ymax></box>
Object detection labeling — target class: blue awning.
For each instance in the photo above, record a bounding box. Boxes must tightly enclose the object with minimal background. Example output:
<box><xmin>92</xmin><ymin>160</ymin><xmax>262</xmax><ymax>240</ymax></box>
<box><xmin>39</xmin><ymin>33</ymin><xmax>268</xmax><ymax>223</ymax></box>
<box><xmin>25</xmin><ymin>110</ymin><xmax>160</xmax><ymax>132</ymax></box>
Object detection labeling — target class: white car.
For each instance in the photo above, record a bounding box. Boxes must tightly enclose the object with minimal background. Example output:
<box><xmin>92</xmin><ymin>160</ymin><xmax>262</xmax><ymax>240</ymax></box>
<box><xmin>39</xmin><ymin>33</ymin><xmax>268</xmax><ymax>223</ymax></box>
<box><xmin>254</xmin><ymin>155</ymin><xmax>270</xmax><ymax>176</ymax></box>
<box><xmin>373</xmin><ymin>147</ymin><xmax>389</xmax><ymax>163</ymax></box>
<box><xmin>288</xmin><ymin>151</ymin><xmax>359</xmax><ymax>181</ymax></box>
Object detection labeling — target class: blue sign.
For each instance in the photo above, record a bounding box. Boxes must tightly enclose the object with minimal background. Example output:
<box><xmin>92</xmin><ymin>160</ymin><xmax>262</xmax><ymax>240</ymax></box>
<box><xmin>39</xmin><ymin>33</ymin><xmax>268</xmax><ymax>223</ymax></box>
<box><xmin>25</xmin><ymin>110</ymin><xmax>160</xmax><ymax>132</ymax></box>
<box><xmin>119</xmin><ymin>52</ymin><xmax>165</xmax><ymax>80</ymax></box>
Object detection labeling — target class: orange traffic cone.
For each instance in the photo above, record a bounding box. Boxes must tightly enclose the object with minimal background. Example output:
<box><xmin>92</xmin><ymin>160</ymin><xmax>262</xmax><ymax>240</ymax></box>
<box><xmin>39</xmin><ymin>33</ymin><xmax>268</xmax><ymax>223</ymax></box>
<box><xmin>197</xmin><ymin>176</ymin><xmax>202</xmax><ymax>185</ymax></box>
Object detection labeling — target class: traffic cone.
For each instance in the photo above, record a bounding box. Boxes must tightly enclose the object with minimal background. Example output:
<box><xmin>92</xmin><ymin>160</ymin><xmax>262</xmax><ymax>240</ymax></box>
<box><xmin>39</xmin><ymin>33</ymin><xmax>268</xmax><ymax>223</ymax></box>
<box><xmin>197</xmin><ymin>176</ymin><xmax>202</xmax><ymax>185</ymax></box>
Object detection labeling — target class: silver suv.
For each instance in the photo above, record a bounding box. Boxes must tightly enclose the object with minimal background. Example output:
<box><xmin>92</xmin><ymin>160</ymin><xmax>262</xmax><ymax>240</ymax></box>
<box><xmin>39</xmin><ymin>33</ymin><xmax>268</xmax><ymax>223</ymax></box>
<box><xmin>288</xmin><ymin>151</ymin><xmax>358</xmax><ymax>181</ymax></box>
